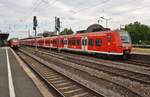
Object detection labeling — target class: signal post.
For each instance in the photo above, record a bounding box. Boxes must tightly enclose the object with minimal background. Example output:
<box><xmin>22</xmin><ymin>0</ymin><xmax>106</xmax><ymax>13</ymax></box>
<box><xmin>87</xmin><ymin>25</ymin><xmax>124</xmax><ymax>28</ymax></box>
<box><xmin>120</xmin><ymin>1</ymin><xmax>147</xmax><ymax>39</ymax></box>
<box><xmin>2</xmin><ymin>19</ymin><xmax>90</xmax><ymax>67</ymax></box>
<box><xmin>55</xmin><ymin>16</ymin><xmax>61</xmax><ymax>52</ymax></box>
<box><xmin>33</xmin><ymin>16</ymin><xmax>38</xmax><ymax>52</ymax></box>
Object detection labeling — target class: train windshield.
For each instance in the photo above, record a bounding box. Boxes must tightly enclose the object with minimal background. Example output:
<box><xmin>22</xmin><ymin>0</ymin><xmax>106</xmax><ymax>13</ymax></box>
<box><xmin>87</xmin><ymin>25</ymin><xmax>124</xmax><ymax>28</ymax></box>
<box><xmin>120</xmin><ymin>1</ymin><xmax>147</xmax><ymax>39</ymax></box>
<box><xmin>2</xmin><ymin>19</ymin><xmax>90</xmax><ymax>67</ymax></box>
<box><xmin>119</xmin><ymin>31</ymin><xmax>131</xmax><ymax>43</ymax></box>
<box><xmin>12</xmin><ymin>40</ymin><xmax>18</xmax><ymax>42</ymax></box>
<box><xmin>11</xmin><ymin>38</ymin><xmax>19</xmax><ymax>42</ymax></box>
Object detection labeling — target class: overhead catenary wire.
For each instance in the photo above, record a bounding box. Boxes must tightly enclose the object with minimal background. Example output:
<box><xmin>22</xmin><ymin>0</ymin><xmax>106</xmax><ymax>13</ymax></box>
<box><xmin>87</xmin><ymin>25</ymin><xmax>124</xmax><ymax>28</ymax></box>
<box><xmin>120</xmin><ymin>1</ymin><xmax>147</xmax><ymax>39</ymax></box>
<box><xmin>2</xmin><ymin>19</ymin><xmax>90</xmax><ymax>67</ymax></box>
<box><xmin>64</xmin><ymin>0</ymin><xmax>150</xmax><ymax>29</ymax></box>
<box><xmin>17</xmin><ymin>0</ymin><xmax>150</xmax><ymax>33</ymax></box>
<box><xmin>59</xmin><ymin>0</ymin><xmax>141</xmax><ymax>27</ymax></box>
<box><xmin>20</xmin><ymin>0</ymin><xmax>114</xmax><ymax>30</ymax></box>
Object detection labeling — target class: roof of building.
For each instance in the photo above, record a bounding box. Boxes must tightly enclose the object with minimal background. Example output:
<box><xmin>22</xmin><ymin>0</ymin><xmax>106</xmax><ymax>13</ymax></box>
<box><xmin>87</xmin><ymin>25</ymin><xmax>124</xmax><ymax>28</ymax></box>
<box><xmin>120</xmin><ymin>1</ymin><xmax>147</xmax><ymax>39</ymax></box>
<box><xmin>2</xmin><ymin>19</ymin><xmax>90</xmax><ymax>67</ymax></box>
<box><xmin>0</xmin><ymin>33</ymin><xmax>9</xmax><ymax>40</ymax></box>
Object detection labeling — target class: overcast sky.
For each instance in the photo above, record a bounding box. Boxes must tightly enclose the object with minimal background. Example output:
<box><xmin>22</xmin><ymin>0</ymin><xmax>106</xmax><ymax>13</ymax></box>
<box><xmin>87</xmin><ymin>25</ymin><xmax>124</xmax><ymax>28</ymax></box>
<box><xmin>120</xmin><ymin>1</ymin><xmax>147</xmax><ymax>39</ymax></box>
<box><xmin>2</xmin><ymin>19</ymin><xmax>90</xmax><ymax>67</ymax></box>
<box><xmin>0</xmin><ymin>0</ymin><xmax>150</xmax><ymax>38</ymax></box>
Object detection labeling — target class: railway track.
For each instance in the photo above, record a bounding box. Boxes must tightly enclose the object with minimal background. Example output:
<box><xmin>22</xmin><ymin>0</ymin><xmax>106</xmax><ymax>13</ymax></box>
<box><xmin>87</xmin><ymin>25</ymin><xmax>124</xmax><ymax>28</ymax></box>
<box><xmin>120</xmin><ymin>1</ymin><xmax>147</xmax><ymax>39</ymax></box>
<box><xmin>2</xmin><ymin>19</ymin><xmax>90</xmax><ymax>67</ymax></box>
<box><xmin>124</xmin><ymin>59</ymin><xmax>150</xmax><ymax>68</ymax></box>
<box><xmin>23</xmin><ymin>46</ymin><xmax>150</xmax><ymax>69</ymax></box>
<box><xmin>20</xmin><ymin>46</ymin><xmax>150</xmax><ymax>97</ymax></box>
<box><xmin>22</xmin><ymin>46</ymin><xmax>150</xmax><ymax>84</ymax></box>
<box><xmin>17</xmin><ymin>51</ymin><xmax>103</xmax><ymax>97</ymax></box>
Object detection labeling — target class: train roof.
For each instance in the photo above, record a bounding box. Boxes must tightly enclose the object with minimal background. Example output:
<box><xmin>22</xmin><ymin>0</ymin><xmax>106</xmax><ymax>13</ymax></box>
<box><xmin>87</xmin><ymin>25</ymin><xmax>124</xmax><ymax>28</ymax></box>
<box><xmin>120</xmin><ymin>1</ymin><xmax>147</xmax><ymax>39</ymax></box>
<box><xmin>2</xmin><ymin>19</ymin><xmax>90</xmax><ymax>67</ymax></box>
<box><xmin>21</xmin><ymin>30</ymin><xmax>120</xmax><ymax>40</ymax></box>
<box><xmin>21</xmin><ymin>36</ymin><xmax>42</xmax><ymax>40</ymax></box>
<box><xmin>0</xmin><ymin>33</ymin><xmax>9</xmax><ymax>40</ymax></box>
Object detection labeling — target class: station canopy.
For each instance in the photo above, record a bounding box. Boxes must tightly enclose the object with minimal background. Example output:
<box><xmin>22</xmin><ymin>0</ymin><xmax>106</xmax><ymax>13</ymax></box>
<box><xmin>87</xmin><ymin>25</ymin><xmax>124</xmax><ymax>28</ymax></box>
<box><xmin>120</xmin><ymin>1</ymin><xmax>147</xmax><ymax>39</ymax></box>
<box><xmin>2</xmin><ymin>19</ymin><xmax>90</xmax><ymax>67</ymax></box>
<box><xmin>0</xmin><ymin>33</ymin><xmax>9</xmax><ymax>46</ymax></box>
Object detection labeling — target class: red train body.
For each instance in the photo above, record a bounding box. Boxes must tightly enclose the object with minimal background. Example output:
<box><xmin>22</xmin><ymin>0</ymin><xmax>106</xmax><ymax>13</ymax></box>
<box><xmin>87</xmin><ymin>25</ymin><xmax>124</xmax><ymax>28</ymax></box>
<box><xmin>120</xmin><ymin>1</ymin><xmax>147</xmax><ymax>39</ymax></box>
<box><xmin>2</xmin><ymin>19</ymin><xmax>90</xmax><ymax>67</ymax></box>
<box><xmin>8</xmin><ymin>38</ymin><xmax>20</xmax><ymax>49</ymax></box>
<box><xmin>21</xmin><ymin>30</ymin><xmax>132</xmax><ymax>57</ymax></box>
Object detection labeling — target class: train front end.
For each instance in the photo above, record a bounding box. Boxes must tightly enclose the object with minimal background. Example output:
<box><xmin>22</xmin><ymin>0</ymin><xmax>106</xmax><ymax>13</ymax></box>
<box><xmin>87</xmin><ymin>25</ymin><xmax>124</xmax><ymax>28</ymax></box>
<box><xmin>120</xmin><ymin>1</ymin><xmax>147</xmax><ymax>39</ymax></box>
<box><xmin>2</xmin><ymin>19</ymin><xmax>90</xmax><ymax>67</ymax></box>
<box><xmin>8</xmin><ymin>39</ymin><xmax>20</xmax><ymax>49</ymax></box>
<box><xmin>119</xmin><ymin>30</ymin><xmax>132</xmax><ymax>58</ymax></box>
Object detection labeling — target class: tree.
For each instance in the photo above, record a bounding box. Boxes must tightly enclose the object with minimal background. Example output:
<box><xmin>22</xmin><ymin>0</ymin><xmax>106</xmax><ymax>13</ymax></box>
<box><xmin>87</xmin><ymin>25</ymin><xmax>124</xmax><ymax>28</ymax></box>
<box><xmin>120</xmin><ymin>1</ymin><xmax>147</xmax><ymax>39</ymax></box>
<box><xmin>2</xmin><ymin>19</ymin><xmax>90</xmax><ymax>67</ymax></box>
<box><xmin>60</xmin><ymin>28</ymin><xmax>74</xmax><ymax>35</ymax></box>
<box><xmin>125</xmin><ymin>21</ymin><xmax>150</xmax><ymax>44</ymax></box>
<box><xmin>43</xmin><ymin>31</ymin><xmax>57</xmax><ymax>37</ymax></box>
<box><xmin>43</xmin><ymin>31</ymin><xmax>49</xmax><ymax>37</ymax></box>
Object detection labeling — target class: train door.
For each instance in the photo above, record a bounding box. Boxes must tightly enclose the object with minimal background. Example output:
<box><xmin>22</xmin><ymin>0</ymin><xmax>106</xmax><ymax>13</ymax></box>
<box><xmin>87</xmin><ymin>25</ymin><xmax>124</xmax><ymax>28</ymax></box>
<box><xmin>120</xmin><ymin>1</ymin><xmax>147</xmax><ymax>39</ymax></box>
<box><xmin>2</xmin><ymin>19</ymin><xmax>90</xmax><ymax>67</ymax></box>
<box><xmin>50</xmin><ymin>39</ymin><xmax>52</xmax><ymax>48</ymax></box>
<box><xmin>64</xmin><ymin>37</ymin><xmax>68</xmax><ymax>49</ymax></box>
<box><xmin>107</xmin><ymin>33</ymin><xmax>112</xmax><ymax>53</ymax></box>
<box><xmin>82</xmin><ymin>36</ymin><xmax>88</xmax><ymax>52</ymax></box>
<box><xmin>43</xmin><ymin>38</ymin><xmax>46</xmax><ymax>47</ymax></box>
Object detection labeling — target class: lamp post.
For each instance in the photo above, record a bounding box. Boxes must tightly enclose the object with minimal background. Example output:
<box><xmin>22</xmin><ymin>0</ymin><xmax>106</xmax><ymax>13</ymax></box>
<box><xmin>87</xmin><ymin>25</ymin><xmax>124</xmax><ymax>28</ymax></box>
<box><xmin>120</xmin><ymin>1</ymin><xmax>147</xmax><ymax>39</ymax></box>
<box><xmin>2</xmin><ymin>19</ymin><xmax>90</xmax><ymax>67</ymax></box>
<box><xmin>100</xmin><ymin>17</ymin><xmax>111</xmax><ymax>28</ymax></box>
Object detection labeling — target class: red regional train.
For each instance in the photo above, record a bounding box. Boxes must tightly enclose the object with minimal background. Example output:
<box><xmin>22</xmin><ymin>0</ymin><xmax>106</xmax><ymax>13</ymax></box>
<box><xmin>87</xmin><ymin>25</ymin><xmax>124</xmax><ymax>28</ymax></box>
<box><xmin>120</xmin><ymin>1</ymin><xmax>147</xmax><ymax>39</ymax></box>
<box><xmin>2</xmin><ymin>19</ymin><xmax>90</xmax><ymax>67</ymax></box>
<box><xmin>8</xmin><ymin>38</ymin><xmax>20</xmax><ymax>49</ymax></box>
<box><xmin>21</xmin><ymin>24</ymin><xmax>132</xmax><ymax>58</ymax></box>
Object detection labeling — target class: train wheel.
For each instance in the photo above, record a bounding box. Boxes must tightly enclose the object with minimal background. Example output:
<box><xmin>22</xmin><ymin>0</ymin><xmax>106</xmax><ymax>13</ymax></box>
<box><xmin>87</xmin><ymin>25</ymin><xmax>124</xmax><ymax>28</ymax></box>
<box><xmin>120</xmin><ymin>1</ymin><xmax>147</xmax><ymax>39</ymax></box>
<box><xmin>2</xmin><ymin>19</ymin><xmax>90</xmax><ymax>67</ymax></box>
<box><xmin>123</xmin><ymin>50</ymin><xmax>131</xmax><ymax>60</ymax></box>
<box><xmin>122</xmin><ymin>54</ymin><xmax>130</xmax><ymax>60</ymax></box>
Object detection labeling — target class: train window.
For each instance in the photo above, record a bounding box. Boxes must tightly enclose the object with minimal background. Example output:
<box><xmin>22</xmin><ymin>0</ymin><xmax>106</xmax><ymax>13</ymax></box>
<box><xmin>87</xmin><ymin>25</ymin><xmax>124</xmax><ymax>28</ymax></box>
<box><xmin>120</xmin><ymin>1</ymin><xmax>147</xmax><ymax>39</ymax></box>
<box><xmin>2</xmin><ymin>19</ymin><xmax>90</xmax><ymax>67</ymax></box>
<box><xmin>66</xmin><ymin>40</ymin><xmax>68</xmax><ymax>45</ymax></box>
<box><xmin>56</xmin><ymin>40</ymin><xmax>58</xmax><ymax>44</ymax></box>
<box><xmin>107</xmin><ymin>35</ymin><xmax>111</xmax><ymax>42</ymax></box>
<box><xmin>82</xmin><ymin>39</ymin><xmax>84</xmax><ymax>45</ymax></box>
<box><xmin>82</xmin><ymin>39</ymin><xmax>87</xmax><ymax>45</ymax></box>
<box><xmin>45</xmin><ymin>40</ymin><xmax>47</xmax><ymax>44</ymax></box>
<box><xmin>58</xmin><ymin>40</ymin><xmax>61</xmax><ymax>44</ymax></box>
<box><xmin>96</xmin><ymin>39</ymin><xmax>102</xmax><ymax>46</ymax></box>
<box><xmin>77</xmin><ymin>40</ymin><xmax>81</xmax><ymax>46</ymax></box>
<box><xmin>53</xmin><ymin>40</ymin><xmax>56</xmax><ymax>44</ymax></box>
<box><xmin>64</xmin><ymin>40</ymin><xmax>68</xmax><ymax>45</ymax></box>
<box><xmin>61</xmin><ymin>40</ymin><xmax>63</xmax><ymax>44</ymax></box>
<box><xmin>68</xmin><ymin>40</ymin><xmax>71</xmax><ymax>45</ymax></box>
<box><xmin>70</xmin><ymin>40</ymin><xmax>72</xmax><ymax>45</ymax></box>
<box><xmin>85</xmin><ymin>39</ymin><xmax>87</xmax><ymax>46</ymax></box>
<box><xmin>68</xmin><ymin>40</ymin><xmax>70</xmax><ymax>45</ymax></box>
<box><xmin>88</xmin><ymin>39</ymin><xmax>94</xmax><ymax>46</ymax></box>
<box><xmin>55</xmin><ymin>40</ymin><xmax>56</xmax><ymax>44</ymax></box>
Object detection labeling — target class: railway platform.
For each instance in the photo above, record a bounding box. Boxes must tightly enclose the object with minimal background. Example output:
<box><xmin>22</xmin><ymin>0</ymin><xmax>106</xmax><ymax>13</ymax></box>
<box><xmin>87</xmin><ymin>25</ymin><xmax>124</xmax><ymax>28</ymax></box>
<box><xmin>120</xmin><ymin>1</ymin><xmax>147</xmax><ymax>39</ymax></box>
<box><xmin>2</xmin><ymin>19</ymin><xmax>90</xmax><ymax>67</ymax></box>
<box><xmin>132</xmin><ymin>47</ymin><xmax>150</xmax><ymax>55</ymax></box>
<box><xmin>0</xmin><ymin>47</ymin><xmax>43</xmax><ymax>97</ymax></box>
<box><xmin>132</xmin><ymin>51</ymin><xmax>150</xmax><ymax>55</ymax></box>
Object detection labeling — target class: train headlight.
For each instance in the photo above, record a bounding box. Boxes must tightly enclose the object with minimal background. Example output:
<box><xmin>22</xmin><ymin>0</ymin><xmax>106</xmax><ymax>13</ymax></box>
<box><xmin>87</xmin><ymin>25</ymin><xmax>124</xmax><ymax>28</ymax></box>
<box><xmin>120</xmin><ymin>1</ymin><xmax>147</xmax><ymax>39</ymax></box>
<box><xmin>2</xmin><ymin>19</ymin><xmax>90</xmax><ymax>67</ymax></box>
<box><xmin>124</xmin><ymin>50</ymin><xmax>129</xmax><ymax>54</ymax></box>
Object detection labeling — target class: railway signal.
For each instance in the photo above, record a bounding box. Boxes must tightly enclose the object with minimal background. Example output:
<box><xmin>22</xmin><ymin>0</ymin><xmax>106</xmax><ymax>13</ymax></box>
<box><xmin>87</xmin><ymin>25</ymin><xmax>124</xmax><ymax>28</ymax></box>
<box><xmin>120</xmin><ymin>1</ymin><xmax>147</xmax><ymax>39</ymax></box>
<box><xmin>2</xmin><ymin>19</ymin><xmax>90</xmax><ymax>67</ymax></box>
<box><xmin>55</xmin><ymin>16</ymin><xmax>61</xmax><ymax>52</ymax></box>
<box><xmin>33</xmin><ymin>16</ymin><xmax>38</xmax><ymax>30</ymax></box>
<box><xmin>33</xmin><ymin>16</ymin><xmax>38</xmax><ymax>52</ymax></box>
<box><xmin>55</xmin><ymin>17</ymin><xmax>60</xmax><ymax>32</ymax></box>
